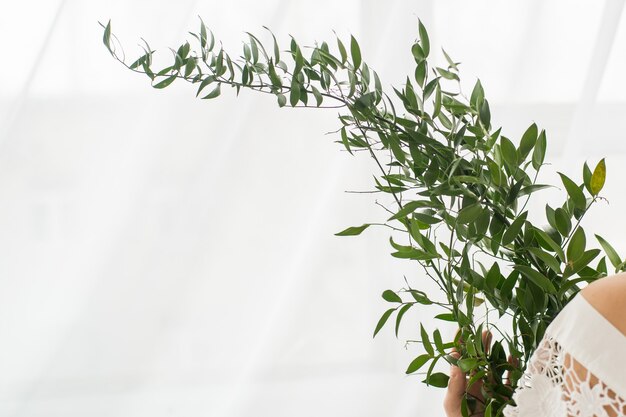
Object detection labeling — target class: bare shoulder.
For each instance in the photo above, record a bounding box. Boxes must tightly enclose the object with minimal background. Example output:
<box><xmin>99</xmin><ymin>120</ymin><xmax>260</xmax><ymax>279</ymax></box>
<box><xmin>580</xmin><ymin>272</ymin><xmax>626</xmax><ymax>336</ymax></box>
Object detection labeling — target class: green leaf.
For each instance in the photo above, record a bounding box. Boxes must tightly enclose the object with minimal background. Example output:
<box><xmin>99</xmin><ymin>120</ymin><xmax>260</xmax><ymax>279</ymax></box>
<box><xmin>201</xmin><ymin>83</ymin><xmax>221</xmax><ymax>99</ymax></box>
<box><xmin>528</xmin><ymin>247</ymin><xmax>562</xmax><ymax>274</ymax></box>
<box><xmin>583</xmin><ymin>161</ymin><xmax>593</xmax><ymax>193</ymax></box>
<box><xmin>413</xmin><ymin>212</ymin><xmax>441</xmax><ymax>225</ymax></box>
<box><xmin>382</xmin><ymin>290</ymin><xmax>402</xmax><ymax>303</ymax></box>
<box><xmin>558</xmin><ymin>172</ymin><xmax>586</xmax><ymax>209</ymax></box>
<box><xmin>391</xmin><ymin>247</ymin><xmax>440</xmax><ymax>260</ymax></box>
<box><xmin>433</xmin><ymin>329</ymin><xmax>444</xmax><ymax>353</ymax></box>
<box><xmin>500</xmin><ymin>270</ymin><xmax>518</xmax><ymax>301</ymax></box>
<box><xmin>519</xmin><ymin>123</ymin><xmax>538</xmax><ymax>161</ymax></box>
<box><xmin>373</xmin><ymin>308</ymin><xmax>395</xmax><ymax>338</ymax></box>
<box><xmin>336</xmin><ymin>36</ymin><xmax>347</xmax><ymax>64</ymax></box>
<box><xmin>292</xmin><ymin>41</ymin><xmax>303</xmax><ymax>75</ymax></box>
<box><xmin>534</xmin><ymin>227</ymin><xmax>566</xmax><ymax>262</ymax></box>
<box><xmin>340</xmin><ymin>127</ymin><xmax>353</xmax><ymax>155</ymax></box>
<box><xmin>248</xmin><ymin>34</ymin><xmax>259</xmax><ymax>63</ymax></box>
<box><xmin>156</xmin><ymin>66</ymin><xmax>174</xmax><ymax>77</ymax></box>
<box><xmin>277</xmin><ymin>93</ymin><xmax>286</xmax><ymax>107</ymax></box>
<box><xmin>487</xmin><ymin>159</ymin><xmax>503</xmax><ymax>186</ymax></box>
<box><xmin>506</xmin><ymin>176</ymin><xmax>524</xmax><ymax>205</ymax></box>
<box><xmin>441</xmin><ymin>48</ymin><xmax>459</xmax><ymax>70</ymax></box>
<box><xmin>199</xmin><ymin>18</ymin><xmax>208</xmax><ymax>48</ymax></box>
<box><xmin>519</xmin><ymin>184</ymin><xmax>554</xmax><ymax>197</ymax></box>
<box><xmin>420</xmin><ymin>324</ymin><xmax>434</xmax><ymax>355</ymax></box>
<box><xmin>470</xmin><ymin>79</ymin><xmax>484</xmax><ymax>110</ymax></box>
<box><xmin>563</xmin><ymin>249</ymin><xmax>600</xmax><ymax>278</ymax></box>
<box><xmin>590</xmin><ymin>158</ymin><xmax>606</xmax><ymax>196</ymax></box>
<box><xmin>475</xmin><ymin>208</ymin><xmax>490</xmax><ymax>237</ymax></box>
<box><xmin>406</xmin><ymin>354</ymin><xmax>431</xmax><ymax>374</ymax></box>
<box><xmin>374</xmin><ymin>70</ymin><xmax>383</xmax><ymax>94</ymax></box>
<box><xmin>268</xmin><ymin>61</ymin><xmax>281</xmax><ymax>87</ymax></box>
<box><xmin>457</xmin><ymin>358</ymin><xmax>478</xmax><ymax>373</ymax></box>
<box><xmin>266</xmin><ymin>28</ymin><xmax>280</xmax><ymax>63</ymax></box>
<box><xmin>484</xmin><ymin>401</ymin><xmax>493</xmax><ymax>417</ymax></box>
<box><xmin>567</xmin><ymin>227</ymin><xmax>586</xmax><ymax>262</ymax></box>
<box><xmin>485</xmin><ymin>262</ymin><xmax>502</xmax><ymax>290</ymax></box>
<box><xmin>195</xmin><ymin>76</ymin><xmax>215</xmax><ymax>97</ymax></box>
<box><xmin>207</xmin><ymin>28</ymin><xmax>215</xmax><ymax>51</ymax></box>
<box><xmin>467</xmin><ymin>369</ymin><xmax>487</xmax><ymax>392</ymax></box>
<box><xmin>517</xmin><ymin>316</ymin><xmax>534</xmax><ymax>353</ymax></box>
<box><xmin>289</xmin><ymin>78</ymin><xmax>301</xmax><ymax>106</ymax></box>
<box><xmin>410</xmin><ymin>290</ymin><xmax>434</xmax><ymax>305</ymax></box>
<box><xmin>214</xmin><ymin>49</ymin><xmax>225</xmax><ymax>75</ymax></box>
<box><xmin>513</xmin><ymin>265</ymin><xmax>556</xmax><ymax>293</ymax></box>
<box><xmin>500</xmin><ymin>136</ymin><xmax>518</xmax><ymax>168</ymax></box>
<box><xmin>418</xmin><ymin>19</ymin><xmax>430</xmax><ymax>57</ymax></box>
<box><xmin>480</xmin><ymin>99</ymin><xmax>491</xmax><ymax>129</ymax></box>
<box><xmin>436</xmin><ymin>67</ymin><xmax>459</xmax><ymax>81</ymax></box>
<box><xmin>153</xmin><ymin>74</ymin><xmax>177</xmax><ymax>89</ymax></box>
<box><xmin>102</xmin><ymin>20</ymin><xmax>112</xmax><ymax>50</ymax></box>
<box><xmin>554</xmin><ymin>208</ymin><xmax>571</xmax><ymax>236</ymax></box>
<box><xmin>501</xmin><ymin>211</ymin><xmax>528</xmax><ymax>246</ymax></box>
<box><xmin>532</xmin><ymin>130</ymin><xmax>547</xmax><ymax>170</ymax></box>
<box><xmin>597</xmin><ymin>256</ymin><xmax>608</xmax><ymax>275</ymax></box>
<box><xmin>453</xmin><ymin>176</ymin><xmax>487</xmax><ymax>185</ymax></box>
<box><xmin>184</xmin><ymin>58</ymin><xmax>196</xmax><ymax>78</ymax></box>
<box><xmin>423</xmin><ymin>372</ymin><xmax>449</xmax><ymax>388</ymax></box>
<box><xmin>595</xmin><ymin>234</ymin><xmax>622</xmax><ymax>269</ymax></box>
<box><xmin>433</xmin><ymin>85</ymin><xmax>442</xmax><ymax>117</ymax></box>
<box><xmin>350</xmin><ymin>35</ymin><xmax>361</xmax><ymax>70</ymax></box>
<box><xmin>457</xmin><ymin>203</ymin><xmax>482</xmax><ymax>224</ymax></box>
<box><xmin>415</xmin><ymin>60</ymin><xmax>427</xmax><ymax>87</ymax></box>
<box><xmin>311</xmin><ymin>85</ymin><xmax>323</xmax><ymax>107</ymax></box>
<box><xmin>411</xmin><ymin>43</ymin><xmax>425</xmax><ymax>62</ymax></box>
<box><xmin>129</xmin><ymin>54</ymin><xmax>147</xmax><ymax>70</ymax></box>
<box><xmin>395</xmin><ymin>303</ymin><xmax>412</xmax><ymax>337</ymax></box>
<box><xmin>335</xmin><ymin>224</ymin><xmax>370</xmax><ymax>236</ymax></box>
<box><xmin>434</xmin><ymin>313</ymin><xmax>455</xmax><ymax>322</ymax></box>
<box><xmin>388</xmin><ymin>132</ymin><xmax>406</xmax><ymax>164</ymax></box>
<box><xmin>388</xmin><ymin>200</ymin><xmax>423</xmax><ymax>221</ymax></box>
<box><xmin>355</xmin><ymin>91</ymin><xmax>377</xmax><ymax>110</ymax></box>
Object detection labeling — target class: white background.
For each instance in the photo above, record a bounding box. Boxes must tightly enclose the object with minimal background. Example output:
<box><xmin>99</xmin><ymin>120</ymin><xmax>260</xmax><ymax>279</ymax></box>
<box><xmin>0</xmin><ymin>1</ymin><xmax>625</xmax><ymax>416</ymax></box>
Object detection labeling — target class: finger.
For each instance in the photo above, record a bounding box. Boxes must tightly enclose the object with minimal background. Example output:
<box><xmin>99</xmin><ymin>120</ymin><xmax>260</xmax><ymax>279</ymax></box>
<box><xmin>466</xmin><ymin>378</ymin><xmax>484</xmax><ymax>403</ymax></box>
<box><xmin>505</xmin><ymin>354</ymin><xmax>519</xmax><ymax>386</ymax></box>
<box><xmin>481</xmin><ymin>329</ymin><xmax>492</xmax><ymax>356</ymax></box>
<box><xmin>445</xmin><ymin>350</ymin><xmax>467</xmax><ymax>409</ymax></box>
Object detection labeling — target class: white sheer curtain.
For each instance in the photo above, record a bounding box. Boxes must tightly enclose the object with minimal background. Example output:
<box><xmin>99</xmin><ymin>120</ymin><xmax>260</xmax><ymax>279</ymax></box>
<box><xmin>0</xmin><ymin>1</ymin><xmax>624</xmax><ymax>416</ymax></box>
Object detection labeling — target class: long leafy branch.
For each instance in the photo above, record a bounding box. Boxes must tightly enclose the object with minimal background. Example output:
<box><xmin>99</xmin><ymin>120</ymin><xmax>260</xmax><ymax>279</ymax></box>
<box><xmin>101</xmin><ymin>17</ymin><xmax>622</xmax><ymax>416</ymax></box>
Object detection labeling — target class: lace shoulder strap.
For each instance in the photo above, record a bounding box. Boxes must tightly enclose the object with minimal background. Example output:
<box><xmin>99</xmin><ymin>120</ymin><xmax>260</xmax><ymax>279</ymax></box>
<box><xmin>503</xmin><ymin>293</ymin><xmax>626</xmax><ymax>417</ymax></box>
<box><xmin>546</xmin><ymin>293</ymin><xmax>626</xmax><ymax>397</ymax></box>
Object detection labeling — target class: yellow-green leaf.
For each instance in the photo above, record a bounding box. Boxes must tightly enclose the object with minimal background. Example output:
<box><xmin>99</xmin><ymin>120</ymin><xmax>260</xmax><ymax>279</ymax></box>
<box><xmin>590</xmin><ymin>158</ymin><xmax>606</xmax><ymax>196</ymax></box>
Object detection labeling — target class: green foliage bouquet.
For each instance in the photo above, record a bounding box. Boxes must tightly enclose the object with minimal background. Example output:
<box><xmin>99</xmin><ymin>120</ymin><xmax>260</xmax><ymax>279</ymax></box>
<box><xmin>100</xmin><ymin>18</ymin><xmax>624</xmax><ymax>416</ymax></box>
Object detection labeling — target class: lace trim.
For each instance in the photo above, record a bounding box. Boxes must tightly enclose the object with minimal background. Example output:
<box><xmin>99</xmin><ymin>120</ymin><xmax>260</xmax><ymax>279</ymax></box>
<box><xmin>503</xmin><ymin>336</ymin><xmax>626</xmax><ymax>417</ymax></box>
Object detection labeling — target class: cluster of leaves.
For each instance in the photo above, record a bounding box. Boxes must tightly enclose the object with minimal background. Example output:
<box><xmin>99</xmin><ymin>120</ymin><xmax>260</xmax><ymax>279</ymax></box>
<box><xmin>101</xmin><ymin>18</ymin><xmax>624</xmax><ymax>416</ymax></box>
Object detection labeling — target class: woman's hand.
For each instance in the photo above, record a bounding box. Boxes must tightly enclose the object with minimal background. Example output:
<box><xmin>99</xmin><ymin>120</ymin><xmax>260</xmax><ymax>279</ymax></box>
<box><xmin>443</xmin><ymin>330</ymin><xmax>515</xmax><ymax>417</ymax></box>
<box><xmin>443</xmin><ymin>330</ymin><xmax>491</xmax><ymax>417</ymax></box>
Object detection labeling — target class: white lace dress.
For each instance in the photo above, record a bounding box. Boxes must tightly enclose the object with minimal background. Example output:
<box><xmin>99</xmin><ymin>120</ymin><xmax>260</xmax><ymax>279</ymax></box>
<box><xmin>503</xmin><ymin>293</ymin><xmax>626</xmax><ymax>417</ymax></box>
